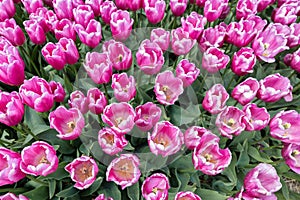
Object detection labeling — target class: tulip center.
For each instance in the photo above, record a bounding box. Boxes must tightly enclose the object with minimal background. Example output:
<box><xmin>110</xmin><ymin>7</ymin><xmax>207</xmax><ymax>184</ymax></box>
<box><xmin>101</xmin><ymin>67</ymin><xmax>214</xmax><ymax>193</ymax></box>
<box><xmin>227</xmin><ymin>118</ymin><xmax>236</xmax><ymax>127</ymax></box>
<box><xmin>76</xmin><ymin>163</ymin><xmax>93</xmax><ymax>182</ymax></box>
<box><xmin>292</xmin><ymin>150</ymin><xmax>300</xmax><ymax>156</ymax></box>
<box><xmin>160</xmin><ymin>86</ymin><xmax>172</xmax><ymax>101</ymax></box>
<box><xmin>204</xmin><ymin>153</ymin><xmax>216</xmax><ymax>164</ymax></box>
<box><xmin>113</xmin><ymin>159</ymin><xmax>135</xmax><ymax>180</ymax></box>
<box><xmin>283</xmin><ymin>123</ymin><xmax>291</xmax><ymax>129</ymax></box>
<box><xmin>262</xmin><ymin>43</ymin><xmax>270</xmax><ymax>57</ymax></box>
<box><xmin>153</xmin><ymin>135</ymin><xmax>169</xmax><ymax>148</ymax></box>
<box><xmin>104</xmin><ymin>133</ymin><xmax>115</xmax><ymax>145</ymax></box>
<box><xmin>114</xmin><ymin>117</ymin><xmax>123</xmax><ymax>128</ymax></box>
<box><xmin>39</xmin><ymin>156</ymin><xmax>50</xmax><ymax>165</ymax></box>
<box><xmin>118</xmin><ymin>55</ymin><xmax>123</xmax><ymax>62</ymax></box>
<box><xmin>67</xmin><ymin>121</ymin><xmax>76</xmax><ymax>133</ymax></box>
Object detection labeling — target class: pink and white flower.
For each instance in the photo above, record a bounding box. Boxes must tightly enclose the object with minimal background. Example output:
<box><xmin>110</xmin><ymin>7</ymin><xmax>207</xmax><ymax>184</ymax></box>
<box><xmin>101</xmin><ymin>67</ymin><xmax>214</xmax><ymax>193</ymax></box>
<box><xmin>144</xmin><ymin>0</ymin><xmax>166</xmax><ymax>24</ymax></box>
<box><xmin>150</xmin><ymin>28</ymin><xmax>170</xmax><ymax>52</ymax></box>
<box><xmin>202</xmin><ymin>47</ymin><xmax>230</xmax><ymax>73</ymax></box>
<box><xmin>231</xmin><ymin>77</ymin><xmax>259</xmax><ymax>106</ymax></box>
<box><xmin>282</xmin><ymin>143</ymin><xmax>300</xmax><ymax>174</ymax></box>
<box><xmin>111</xmin><ymin>73</ymin><xmax>136</xmax><ymax>102</ymax></box>
<box><xmin>181</xmin><ymin>12</ymin><xmax>207</xmax><ymax>40</ymax></box>
<box><xmin>272</xmin><ymin>2</ymin><xmax>298</xmax><ymax>25</ymax></box>
<box><xmin>170</xmin><ymin>0</ymin><xmax>188</xmax><ymax>16</ymax></box>
<box><xmin>85</xmin><ymin>0</ymin><xmax>103</xmax><ymax>16</ymax></box>
<box><xmin>73</xmin><ymin>5</ymin><xmax>95</xmax><ymax>27</ymax></box>
<box><xmin>175</xmin><ymin>191</ymin><xmax>202</xmax><ymax>200</ymax></box>
<box><xmin>54</xmin><ymin>19</ymin><xmax>76</xmax><ymax>41</ymax></box>
<box><xmin>87</xmin><ymin>88</ymin><xmax>107</xmax><ymax>115</ymax></box>
<box><xmin>141</xmin><ymin>173</ymin><xmax>170</xmax><ymax>200</ymax></box>
<box><xmin>0</xmin><ymin>0</ymin><xmax>15</xmax><ymax>21</ymax></box>
<box><xmin>75</xmin><ymin>19</ymin><xmax>102</xmax><ymax>48</ymax></box>
<box><xmin>95</xmin><ymin>194</ymin><xmax>113</xmax><ymax>200</ymax></box>
<box><xmin>231</xmin><ymin>47</ymin><xmax>256</xmax><ymax>76</ymax></box>
<box><xmin>134</xmin><ymin>102</ymin><xmax>161</xmax><ymax>132</ymax></box>
<box><xmin>184</xmin><ymin>126</ymin><xmax>213</xmax><ymax>150</ymax></box>
<box><xmin>0</xmin><ymin>18</ymin><xmax>25</xmax><ymax>46</ymax></box>
<box><xmin>171</xmin><ymin>27</ymin><xmax>196</xmax><ymax>55</ymax></box>
<box><xmin>0</xmin><ymin>193</ymin><xmax>28</xmax><ymax>200</ymax></box>
<box><xmin>202</xmin><ymin>84</ymin><xmax>229</xmax><ymax>114</ymax></box>
<box><xmin>287</xmin><ymin>23</ymin><xmax>300</xmax><ymax>48</ymax></box>
<box><xmin>198</xmin><ymin>24</ymin><xmax>226</xmax><ymax>51</ymax></box>
<box><xmin>110</xmin><ymin>10</ymin><xmax>133</xmax><ymax>41</ymax></box>
<box><xmin>242</xmin><ymin>104</ymin><xmax>270</xmax><ymax>131</ymax></box>
<box><xmin>236</xmin><ymin>0</ymin><xmax>258</xmax><ymax>20</ymax></box>
<box><xmin>49</xmin><ymin>81</ymin><xmax>66</xmax><ymax>103</ymax></box>
<box><xmin>68</xmin><ymin>90</ymin><xmax>89</xmax><ymax>114</ymax></box>
<box><xmin>21</xmin><ymin>0</ymin><xmax>43</xmax><ymax>14</ymax></box>
<box><xmin>204</xmin><ymin>0</ymin><xmax>228</xmax><ymax>22</ymax></box>
<box><xmin>23</xmin><ymin>19</ymin><xmax>46</xmax><ymax>45</ymax></box>
<box><xmin>100</xmin><ymin>1</ymin><xmax>117</xmax><ymax>25</ymax></box>
<box><xmin>41</xmin><ymin>42</ymin><xmax>66</xmax><ymax>70</ymax></box>
<box><xmin>175</xmin><ymin>59</ymin><xmax>200</xmax><ymax>87</ymax></box>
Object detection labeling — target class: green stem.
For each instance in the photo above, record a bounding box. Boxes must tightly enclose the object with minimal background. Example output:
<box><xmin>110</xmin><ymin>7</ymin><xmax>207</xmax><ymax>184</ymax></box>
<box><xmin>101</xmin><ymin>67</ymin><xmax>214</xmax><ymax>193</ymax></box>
<box><xmin>26</xmin><ymin>175</ymin><xmax>48</xmax><ymax>186</ymax></box>
<box><xmin>288</xmin><ymin>70</ymin><xmax>296</xmax><ymax>79</ymax></box>
<box><xmin>252</xmin><ymin>135</ymin><xmax>270</xmax><ymax>144</ymax></box>
<box><xmin>19</xmin><ymin>45</ymin><xmax>41</xmax><ymax>77</ymax></box>
<box><xmin>226</xmin><ymin>75</ymin><xmax>235</xmax><ymax>90</ymax></box>
<box><xmin>103</xmin><ymin>84</ymin><xmax>110</xmax><ymax>101</ymax></box>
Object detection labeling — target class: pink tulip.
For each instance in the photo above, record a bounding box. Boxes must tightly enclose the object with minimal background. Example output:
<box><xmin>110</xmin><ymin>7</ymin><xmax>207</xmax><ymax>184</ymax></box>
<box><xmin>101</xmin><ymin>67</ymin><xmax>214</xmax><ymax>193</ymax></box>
<box><xmin>106</xmin><ymin>154</ymin><xmax>140</xmax><ymax>189</ymax></box>
<box><xmin>242</xmin><ymin>103</ymin><xmax>270</xmax><ymax>131</ymax></box>
<box><xmin>54</xmin><ymin>19</ymin><xmax>76</xmax><ymax>41</ymax></box>
<box><xmin>0</xmin><ymin>147</ymin><xmax>25</xmax><ymax>186</ymax></box>
<box><xmin>68</xmin><ymin>90</ymin><xmax>89</xmax><ymax>114</ymax></box>
<box><xmin>0</xmin><ymin>18</ymin><xmax>25</xmax><ymax>46</ymax></box>
<box><xmin>202</xmin><ymin>84</ymin><xmax>229</xmax><ymax>114</ymax></box>
<box><xmin>144</xmin><ymin>0</ymin><xmax>166</xmax><ymax>24</ymax></box>
<box><xmin>102</xmin><ymin>102</ymin><xmax>136</xmax><ymax>134</ymax></box>
<box><xmin>202</xmin><ymin>47</ymin><xmax>230</xmax><ymax>73</ymax></box>
<box><xmin>44</xmin><ymin>10</ymin><xmax>58</xmax><ymax>32</ymax></box>
<box><xmin>104</xmin><ymin>39</ymin><xmax>132</xmax><ymax>70</ymax></box>
<box><xmin>49</xmin><ymin>81</ymin><xmax>66</xmax><ymax>102</ymax></box>
<box><xmin>252</xmin><ymin>24</ymin><xmax>289</xmax><ymax>63</ymax></box>
<box><xmin>21</xmin><ymin>0</ymin><xmax>43</xmax><ymax>14</ymax></box>
<box><xmin>154</xmin><ymin>70</ymin><xmax>184</xmax><ymax>105</ymax></box>
<box><xmin>193</xmin><ymin>132</ymin><xmax>232</xmax><ymax>175</ymax></box>
<box><xmin>175</xmin><ymin>191</ymin><xmax>202</xmax><ymax>200</ymax></box>
<box><xmin>95</xmin><ymin>194</ymin><xmax>113</xmax><ymax>200</ymax></box>
<box><xmin>134</xmin><ymin>102</ymin><xmax>161</xmax><ymax>132</ymax></box>
<box><xmin>100</xmin><ymin>1</ymin><xmax>117</xmax><ymax>24</ymax></box>
<box><xmin>175</xmin><ymin>59</ymin><xmax>200</xmax><ymax>87</ymax></box>
<box><xmin>28</xmin><ymin>7</ymin><xmax>51</xmax><ymax>33</ymax></box>
<box><xmin>257</xmin><ymin>0</ymin><xmax>276</xmax><ymax>12</ymax></box>
<box><xmin>75</xmin><ymin>19</ymin><xmax>102</xmax><ymax>48</ymax></box>
<box><xmin>236</xmin><ymin>0</ymin><xmax>258</xmax><ymax>20</ymax></box>
<box><xmin>111</xmin><ymin>73</ymin><xmax>136</xmax><ymax>102</ymax></box>
<box><xmin>73</xmin><ymin>5</ymin><xmax>95</xmax><ymax>27</ymax></box>
<box><xmin>85</xmin><ymin>0</ymin><xmax>103</xmax><ymax>16</ymax></box>
<box><xmin>289</xmin><ymin>48</ymin><xmax>300</xmax><ymax>73</ymax></box>
<box><xmin>181</xmin><ymin>12</ymin><xmax>207</xmax><ymax>40</ymax></box>
<box><xmin>0</xmin><ymin>0</ymin><xmax>15</xmax><ymax>21</ymax></box>
<box><xmin>269</xmin><ymin>110</ymin><xmax>300</xmax><ymax>144</ymax></box>
<box><xmin>231</xmin><ymin>47</ymin><xmax>256</xmax><ymax>76</ymax></box>
<box><xmin>231</xmin><ymin>77</ymin><xmax>259</xmax><ymax>106</ymax></box>
<box><xmin>243</xmin><ymin>163</ymin><xmax>282</xmax><ymax>198</ymax></box>
<box><xmin>110</xmin><ymin>10</ymin><xmax>133</xmax><ymax>41</ymax></box>
<box><xmin>171</xmin><ymin>27</ymin><xmax>196</xmax><ymax>55</ymax></box>
<box><xmin>150</xmin><ymin>28</ymin><xmax>170</xmax><ymax>52</ymax></box>
<box><xmin>58</xmin><ymin>37</ymin><xmax>79</xmax><ymax>65</ymax></box>
<box><xmin>272</xmin><ymin>2</ymin><xmax>298</xmax><ymax>25</ymax></box>
<box><xmin>53</xmin><ymin>0</ymin><xmax>83</xmax><ymax>20</ymax></box>
<box><xmin>198</xmin><ymin>24</ymin><xmax>226</xmax><ymax>52</ymax></box>
<box><xmin>282</xmin><ymin>143</ymin><xmax>300</xmax><ymax>174</ymax></box>
<box><xmin>0</xmin><ymin>91</ymin><xmax>24</xmax><ymax>126</ymax></box>
<box><xmin>148</xmin><ymin>121</ymin><xmax>184</xmax><ymax>157</ymax></box>
<box><xmin>257</xmin><ymin>73</ymin><xmax>293</xmax><ymax>103</ymax></box>
<box><xmin>65</xmin><ymin>156</ymin><xmax>99</xmax><ymax>190</ymax></box>
<box><xmin>20</xmin><ymin>141</ymin><xmax>58</xmax><ymax>176</ymax></box>
<box><xmin>128</xmin><ymin>0</ymin><xmax>143</xmax><ymax>11</ymax></box>
<box><xmin>49</xmin><ymin>106</ymin><xmax>85</xmax><ymax>140</ymax></box>
<box><xmin>204</xmin><ymin>0</ymin><xmax>228</xmax><ymax>22</ymax></box>
<box><xmin>98</xmin><ymin>127</ymin><xmax>128</xmax><ymax>155</ymax></box>
<box><xmin>87</xmin><ymin>88</ymin><xmax>107</xmax><ymax>115</ymax></box>
<box><xmin>84</xmin><ymin>52</ymin><xmax>113</xmax><ymax>84</ymax></box>
<box><xmin>184</xmin><ymin>126</ymin><xmax>213</xmax><ymax>150</ymax></box>
<box><xmin>141</xmin><ymin>173</ymin><xmax>170</xmax><ymax>200</ymax></box>
<box><xmin>287</xmin><ymin>23</ymin><xmax>300</xmax><ymax>48</ymax></box>
<box><xmin>170</xmin><ymin>0</ymin><xmax>188</xmax><ymax>16</ymax></box>
<box><xmin>136</xmin><ymin>39</ymin><xmax>164</xmax><ymax>75</ymax></box>
<box><xmin>41</xmin><ymin>42</ymin><xmax>66</xmax><ymax>70</ymax></box>
<box><xmin>19</xmin><ymin>76</ymin><xmax>54</xmax><ymax>112</ymax></box>
<box><xmin>23</xmin><ymin>19</ymin><xmax>46</xmax><ymax>45</ymax></box>
<box><xmin>0</xmin><ymin>193</ymin><xmax>29</xmax><ymax>200</ymax></box>
<box><xmin>215</xmin><ymin>106</ymin><xmax>246</xmax><ymax>139</ymax></box>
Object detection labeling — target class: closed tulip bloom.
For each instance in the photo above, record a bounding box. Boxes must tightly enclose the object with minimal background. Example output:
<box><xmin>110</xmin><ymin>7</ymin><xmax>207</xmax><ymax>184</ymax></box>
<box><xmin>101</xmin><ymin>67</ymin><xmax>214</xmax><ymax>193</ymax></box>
<box><xmin>21</xmin><ymin>0</ymin><xmax>43</xmax><ymax>14</ymax></box>
<box><xmin>0</xmin><ymin>0</ymin><xmax>15</xmax><ymax>21</ymax></box>
<box><xmin>20</xmin><ymin>141</ymin><xmax>59</xmax><ymax>176</ymax></box>
<box><xmin>231</xmin><ymin>77</ymin><xmax>259</xmax><ymax>106</ymax></box>
<box><xmin>111</xmin><ymin>73</ymin><xmax>136</xmax><ymax>102</ymax></box>
<box><xmin>19</xmin><ymin>76</ymin><xmax>54</xmax><ymax>112</ymax></box>
<box><xmin>184</xmin><ymin>126</ymin><xmax>213</xmax><ymax>150</ymax></box>
<box><xmin>181</xmin><ymin>12</ymin><xmax>207</xmax><ymax>40</ymax></box>
<box><xmin>53</xmin><ymin>0</ymin><xmax>83</xmax><ymax>20</ymax></box>
<box><xmin>243</xmin><ymin>163</ymin><xmax>282</xmax><ymax>198</ymax></box>
<box><xmin>193</xmin><ymin>132</ymin><xmax>232</xmax><ymax>175</ymax></box>
<box><xmin>49</xmin><ymin>81</ymin><xmax>66</xmax><ymax>102</ymax></box>
<box><xmin>136</xmin><ymin>39</ymin><xmax>164</xmax><ymax>75</ymax></box>
<box><xmin>215</xmin><ymin>106</ymin><xmax>246</xmax><ymax>139</ymax></box>
<box><xmin>170</xmin><ymin>0</ymin><xmax>188</xmax><ymax>16</ymax></box>
<box><xmin>0</xmin><ymin>147</ymin><xmax>25</xmax><ymax>186</ymax></box>
<box><xmin>282</xmin><ymin>143</ymin><xmax>300</xmax><ymax>174</ymax></box>
<box><xmin>73</xmin><ymin>5</ymin><xmax>95</xmax><ymax>27</ymax></box>
<box><xmin>269</xmin><ymin>110</ymin><xmax>300</xmax><ymax>144</ymax></box>
<box><xmin>272</xmin><ymin>2</ymin><xmax>298</xmax><ymax>25</ymax></box>
<box><xmin>289</xmin><ymin>48</ymin><xmax>300</xmax><ymax>73</ymax></box>
<box><xmin>287</xmin><ymin>23</ymin><xmax>300</xmax><ymax>48</ymax></box>
<box><xmin>54</xmin><ymin>19</ymin><xmax>76</xmax><ymax>41</ymax></box>
<box><xmin>231</xmin><ymin>47</ymin><xmax>256</xmax><ymax>76</ymax></box>
<box><xmin>87</xmin><ymin>88</ymin><xmax>107</xmax><ymax>115</ymax></box>
<box><xmin>154</xmin><ymin>70</ymin><xmax>184</xmax><ymax>105</ymax></box>
<box><xmin>236</xmin><ymin>0</ymin><xmax>258</xmax><ymax>20</ymax></box>
<box><xmin>23</xmin><ymin>19</ymin><xmax>46</xmax><ymax>44</ymax></box>
<box><xmin>128</xmin><ymin>0</ymin><xmax>143</xmax><ymax>11</ymax></box>
<box><xmin>106</xmin><ymin>154</ymin><xmax>140</xmax><ymax>189</ymax></box>
<box><xmin>84</xmin><ymin>52</ymin><xmax>113</xmax><ymax>84</ymax></box>
<box><xmin>75</xmin><ymin>19</ymin><xmax>102</xmax><ymax>48</ymax></box>
<box><xmin>58</xmin><ymin>37</ymin><xmax>79</xmax><ymax>65</ymax></box>
<box><xmin>257</xmin><ymin>73</ymin><xmax>293</xmax><ymax>103</ymax></box>
<box><xmin>41</xmin><ymin>42</ymin><xmax>66</xmax><ymax>70</ymax></box>
<box><xmin>134</xmin><ymin>102</ymin><xmax>161</xmax><ymax>132</ymax></box>
<box><xmin>0</xmin><ymin>193</ymin><xmax>29</xmax><ymax>200</ymax></box>
<box><xmin>110</xmin><ymin>10</ymin><xmax>133</xmax><ymax>41</ymax></box>
<box><xmin>144</xmin><ymin>0</ymin><xmax>166</xmax><ymax>24</ymax></box>
<box><xmin>242</xmin><ymin>104</ymin><xmax>270</xmax><ymax>131</ymax></box>
<box><xmin>202</xmin><ymin>84</ymin><xmax>229</xmax><ymax>114</ymax></box>
<box><xmin>28</xmin><ymin>7</ymin><xmax>51</xmax><ymax>33</ymax></box>
<box><xmin>115</xmin><ymin>0</ymin><xmax>128</xmax><ymax>9</ymax></box>
<box><xmin>141</xmin><ymin>173</ymin><xmax>170</xmax><ymax>200</ymax></box>
<box><xmin>175</xmin><ymin>191</ymin><xmax>202</xmax><ymax>200</ymax></box>
<box><xmin>65</xmin><ymin>156</ymin><xmax>98</xmax><ymax>190</ymax></box>
<box><xmin>0</xmin><ymin>18</ymin><xmax>25</xmax><ymax>46</ymax></box>
<box><xmin>175</xmin><ymin>59</ymin><xmax>200</xmax><ymax>87</ymax></box>
<box><xmin>102</xmin><ymin>102</ymin><xmax>136</xmax><ymax>134</ymax></box>
<box><xmin>257</xmin><ymin>0</ymin><xmax>275</xmax><ymax>12</ymax></box>
<box><xmin>68</xmin><ymin>90</ymin><xmax>89</xmax><ymax>114</ymax></box>
<box><xmin>202</xmin><ymin>47</ymin><xmax>230</xmax><ymax>73</ymax></box>
<box><xmin>198</xmin><ymin>24</ymin><xmax>226</xmax><ymax>52</ymax></box>
<box><xmin>95</xmin><ymin>194</ymin><xmax>113</xmax><ymax>200</ymax></box>
<box><xmin>204</xmin><ymin>0</ymin><xmax>228</xmax><ymax>22</ymax></box>
<box><xmin>49</xmin><ymin>106</ymin><xmax>85</xmax><ymax>140</ymax></box>
<box><xmin>150</xmin><ymin>28</ymin><xmax>170</xmax><ymax>51</ymax></box>
<box><xmin>98</xmin><ymin>127</ymin><xmax>128</xmax><ymax>155</ymax></box>
<box><xmin>171</xmin><ymin>27</ymin><xmax>196</xmax><ymax>55</ymax></box>
<box><xmin>100</xmin><ymin>1</ymin><xmax>117</xmax><ymax>24</ymax></box>
<box><xmin>0</xmin><ymin>91</ymin><xmax>24</xmax><ymax>126</ymax></box>
<box><xmin>148</xmin><ymin>121</ymin><xmax>184</xmax><ymax>157</ymax></box>
<box><xmin>86</xmin><ymin>0</ymin><xmax>103</xmax><ymax>16</ymax></box>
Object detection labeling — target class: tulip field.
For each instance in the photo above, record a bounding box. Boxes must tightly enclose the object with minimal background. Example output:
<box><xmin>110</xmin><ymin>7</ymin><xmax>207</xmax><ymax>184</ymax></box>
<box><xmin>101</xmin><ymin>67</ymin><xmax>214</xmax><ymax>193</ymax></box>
<box><xmin>1</xmin><ymin>0</ymin><xmax>300</xmax><ymax>199</ymax></box>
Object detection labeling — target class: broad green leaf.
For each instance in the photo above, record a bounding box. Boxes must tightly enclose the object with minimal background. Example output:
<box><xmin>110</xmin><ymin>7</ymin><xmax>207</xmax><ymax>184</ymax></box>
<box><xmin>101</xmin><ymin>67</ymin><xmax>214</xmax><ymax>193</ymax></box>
<box><xmin>56</xmin><ymin>186</ymin><xmax>79</xmax><ymax>198</ymax></box>
<box><xmin>280</xmin><ymin>177</ymin><xmax>290</xmax><ymax>200</ymax></box>
<box><xmin>248</xmin><ymin>146</ymin><xmax>272</xmax><ymax>163</ymax></box>
<box><xmin>195</xmin><ymin>188</ymin><xmax>228</xmax><ymax>200</ymax></box>
<box><xmin>127</xmin><ymin>181</ymin><xmax>140</xmax><ymax>200</ymax></box>
<box><xmin>23</xmin><ymin>186</ymin><xmax>49</xmax><ymax>200</ymax></box>
<box><xmin>169</xmin><ymin>153</ymin><xmax>196</xmax><ymax>172</ymax></box>
<box><xmin>98</xmin><ymin>181</ymin><xmax>121</xmax><ymax>200</ymax></box>
<box><xmin>81</xmin><ymin>177</ymin><xmax>103</xmax><ymax>196</ymax></box>
<box><xmin>49</xmin><ymin>179</ymin><xmax>56</xmax><ymax>199</ymax></box>
<box><xmin>45</xmin><ymin>162</ymin><xmax>69</xmax><ymax>180</ymax></box>
<box><xmin>23</xmin><ymin>106</ymin><xmax>50</xmax><ymax>135</ymax></box>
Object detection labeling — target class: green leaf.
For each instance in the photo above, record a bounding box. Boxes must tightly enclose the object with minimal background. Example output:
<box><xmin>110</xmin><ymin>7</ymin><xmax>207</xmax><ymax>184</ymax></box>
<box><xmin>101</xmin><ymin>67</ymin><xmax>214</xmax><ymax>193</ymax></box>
<box><xmin>98</xmin><ymin>181</ymin><xmax>121</xmax><ymax>200</ymax></box>
<box><xmin>139</xmin><ymin>152</ymin><xmax>168</xmax><ymax>175</ymax></box>
<box><xmin>248</xmin><ymin>146</ymin><xmax>273</xmax><ymax>163</ymax></box>
<box><xmin>168</xmin><ymin>104</ymin><xmax>200</xmax><ymax>126</ymax></box>
<box><xmin>169</xmin><ymin>153</ymin><xmax>196</xmax><ymax>173</ymax></box>
<box><xmin>45</xmin><ymin>162</ymin><xmax>69</xmax><ymax>180</ymax></box>
<box><xmin>236</xmin><ymin>141</ymin><xmax>250</xmax><ymax>168</ymax></box>
<box><xmin>222</xmin><ymin>152</ymin><xmax>237</xmax><ymax>184</ymax></box>
<box><xmin>56</xmin><ymin>186</ymin><xmax>79</xmax><ymax>198</ymax></box>
<box><xmin>49</xmin><ymin>179</ymin><xmax>56</xmax><ymax>199</ymax></box>
<box><xmin>280</xmin><ymin>177</ymin><xmax>290</xmax><ymax>200</ymax></box>
<box><xmin>23</xmin><ymin>106</ymin><xmax>50</xmax><ymax>135</ymax></box>
<box><xmin>127</xmin><ymin>182</ymin><xmax>140</xmax><ymax>200</ymax></box>
<box><xmin>23</xmin><ymin>186</ymin><xmax>49</xmax><ymax>200</ymax></box>
<box><xmin>195</xmin><ymin>188</ymin><xmax>228</xmax><ymax>200</ymax></box>
<box><xmin>81</xmin><ymin>177</ymin><xmax>103</xmax><ymax>196</ymax></box>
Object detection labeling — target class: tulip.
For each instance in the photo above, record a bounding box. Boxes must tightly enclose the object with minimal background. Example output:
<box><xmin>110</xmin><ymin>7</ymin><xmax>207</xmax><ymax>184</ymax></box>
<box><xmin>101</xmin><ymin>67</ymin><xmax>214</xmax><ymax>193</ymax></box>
<box><xmin>0</xmin><ymin>193</ymin><xmax>29</xmax><ymax>200</ymax></box>
<box><xmin>0</xmin><ymin>0</ymin><xmax>15</xmax><ymax>21</ymax></box>
<box><xmin>87</xmin><ymin>88</ymin><xmax>107</xmax><ymax>115</ymax></box>
<box><xmin>236</xmin><ymin>0</ymin><xmax>258</xmax><ymax>20</ymax></box>
<box><xmin>175</xmin><ymin>59</ymin><xmax>200</xmax><ymax>87</ymax></box>
<box><xmin>198</xmin><ymin>24</ymin><xmax>226</xmax><ymax>52</ymax></box>
<box><xmin>141</xmin><ymin>173</ymin><xmax>170</xmax><ymax>200</ymax></box>
<box><xmin>181</xmin><ymin>12</ymin><xmax>207</xmax><ymax>40</ymax></box>
<box><xmin>75</xmin><ymin>19</ymin><xmax>102</xmax><ymax>48</ymax></box>
<box><xmin>184</xmin><ymin>126</ymin><xmax>213</xmax><ymax>150</ymax></box>
<box><xmin>28</xmin><ymin>7</ymin><xmax>51</xmax><ymax>33</ymax></box>
<box><xmin>202</xmin><ymin>84</ymin><xmax>229</xmax><ymax>114</ymax></box>
<box><xmin>204</xmin><ymin>0</ymin><xmax>228</xmax><ymax>22</ymax></box>
<box><xmin>54</xmin><ymin>19</ymin><xmax>76</xmax><ymax>41</ymax></box>
<box><xmin>68</xmin><ymin>90</ymin><xmax>89</xmax><ymax>114</ymax></box>
<box><xmin>110</xmin><ymin>10</ymin><xmax>133</xmax><ymax>41</ymax></box>
<box><xmin>231</xmin><ymin>47</ymin><xmax>256</xmax><ymax>76</ymax></box>
<box><xmin>20</xmin><ymin>141</ymin><xmax>59</xmax><ymax>176</ymax></box>
<box><xmin>41</xmin><ymin>42</ymin><xmax>66</xmax><ymax>70</ymax></box>
<box><xmin>95</xmin><ymin>194</ymin><xmax>113</xmax><ymax>200</ymax></box>
<box><xmin>289</xmin><ymin>48</ymin><xmax>300</xmax><ymax>73</ymax></box>
<box><xmin>23</xmin><ymin>19</ymin><xmax>46</xmax><ymax>45</ymax></box>
<box><xmin>49</xmin><ymin>106</ymin><xmax>85</xmax><ymax>140</ymax></box>
<box><xmin>106</xmin><ymin>154</ymin><xmax>140</xmax><ymax>189</ymax></box>
<box><xmin>115</xmin><ymin>0</ymin><xmax>128</xmax><ymax>9</ymax></box>
<box><xmin>175</xmin><ymin>191</ymin><xmax>202</xmax><ymax>200</ymax></box>
<box><xmin>85</xmin><ymin>0</ymin><xmax>103</xmax><ymax>16</ymax></box>
<box><xmin>58</xmin><ymin>37</ymin><xmax>79</xmax><ymax>65</ymax></box>
<box><xmin>65</xmin><ymin>156</ymin><xmax>99</xmax><ymax>190</ymax></box>
<box><xmin>231</xmin><ymin>77</ymin><xmax>259</xmax><ymax>105</ymax></box>
<box><xmin>282</xmin><ymin>143</ymin><xmax>300</xmax><ymax>174</ymax></box>
<box><xmin>21</xmin><ymin>0</ymin><xmax>43</xmax><ymax>14</ymax></box>
<box><xmin>150</xmin><ymin>28</ymin><xmax>170</xmax><ymax>51</ymax></box>
<box><xmin>111</xmin><ymin>73</ymin><xmax>136</xmax><ymax>102</ymax></box>
<box><xmin>287</xmin><ymin>23</ymin><xmax>300</xmax><ymax>48</ymax></box>
<box><xmin>242</xmin><ymin>103</ymin><xmax>270</xmax><ymax>131</ymax></box>
<box><xmin>0</xmin><ymin>18</ymin><xmax>25</xmax><ymax>46</ymax></box>
<box><xmin>49</xmin><ymin>81</ymin><xmax>66</xmax><ymax>102</ymax></box>
<box><xmin>257</xmin><ymin>0</ymin><xmax>276</xmax><ymax>12</ymax></box>
<box><xmin>170</xmin><ymin>0</ymin><xmax>188</xmax><ymax>16</ymax></box>
<box><xmin>171</xmin><ymin>27</ymin><xmax>196</xmax><ymax>55</ymax></box>
<box><xmin>73</xmin><ymin>5</ymin><xmax>95</xmax><ymax>27</ymax></box>
<box><xmin>202</xmin><ymin>47</ymin><xmax>230</xmax><ymax>73</ymax></box>
<box><xmin>53</xmin><ymin>0</ymin><xmax>83</xmax><ymax>20</ymax></box>
<box><xmin>144</xmin><ymin>0</ymin><xmax>166</xmax><ymax>24</ymax></box>
<box><xmin>128</xmin><ymin>0</ymin><xmax>143</xmax><ymax>11</ymax></box>
<box><xmin>100</xmin><ymin>1</ymin><xmax>117</xmax><ymax>24</ymax></box>
<box><xmin>134</xmin><ymin>102</ymin><xmax>161</xmax><ymax>132</ymax></box>
<box><xmin>272</xmin><ymin>2</ymin><xmax>298</xmax><ymax>25</ymax></box>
